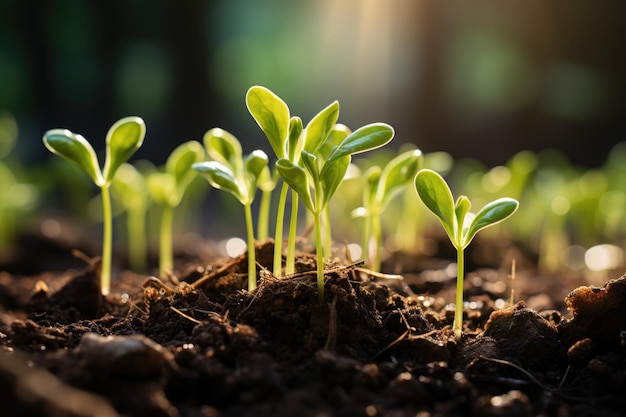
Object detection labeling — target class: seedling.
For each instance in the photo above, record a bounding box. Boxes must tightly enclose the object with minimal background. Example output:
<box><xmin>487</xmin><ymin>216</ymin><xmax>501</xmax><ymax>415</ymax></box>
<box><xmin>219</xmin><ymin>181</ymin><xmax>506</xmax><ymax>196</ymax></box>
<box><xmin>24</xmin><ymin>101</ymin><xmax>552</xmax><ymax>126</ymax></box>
<box><xmin>246</xmin><ymin>86</ymin><xmax>302</xmax><ymax>276</ymax></box>
<box><xmin>43</xmin><ymin>117</ymin><xmax>146</xmax><ymax>295</ymax></box>
<box><xmin>193</xmin><ymin>128</ymin><xmax>268</xmax><ymax>291</ymax></box>
<box><xmin>147</xmin><ymin>140</ymin><xmax>205</xmax><ymax>277</ymax></box>
<box><xmin>414</xmin><ymin>169</ymin><xmax>518</xmax><ymax>340</ymax></box>
<box><xmin>112</xmin><ymin>163</ymin><xmax>149</xmax><ymax>272</ymax></box>
<box><xmin>357</xmin><ymin>148</ymin><xmax>423</xmax><ymax>272</ymax></box>
<box><xmin>276</xmin><ymin>123</ymin><xmax>395</xmax><ymax>303</ymax></box>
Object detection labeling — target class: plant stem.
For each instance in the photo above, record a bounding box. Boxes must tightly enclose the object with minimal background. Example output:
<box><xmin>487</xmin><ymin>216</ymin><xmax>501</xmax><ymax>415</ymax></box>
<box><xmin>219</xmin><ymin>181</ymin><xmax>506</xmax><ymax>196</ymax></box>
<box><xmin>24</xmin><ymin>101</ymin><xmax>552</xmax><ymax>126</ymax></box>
<box><xmin>285</xmin><ymin>190</ymin><xmax>298</xmax><ymax>275</ymax></box>
<box><xmin>314</xmin><ymin>210</ymin><xmax>325</xmax><ymax>304</ymax></box>
<box><xmin>323</xmin><ymin>207</ymin><xmax>332</xmax><ymax>259</ymax></box>
<box><xmin>128</xmin><ymin>204</ymin><xmax>147</xmax><ymax>273</ymax></box>
<box><xmin>454</xmin><ymin>248</ymin><xmax>464</xmax><ymax>340</ymax></box>
<box><xmin>257</xmin><ymin>188</ymin><xmax>271</xmax><ymax>242</ymax></box>
<box><xmin>100</xmin><ymin>185</ymin><xmax>113</xmax><ymax>296</ymax></box>
<box><xmin>273</xmin><ymin>182</ymin><xmax>289</xmax><ymax>276</ymax></box>
<box><xmin>371</xmin><ymin>207</ymin><xmax>382</xmax><ymax>272</ymax></box>
<box><xmin>159</xmin><ymin>205</ymin><xmax>174</xmax><ymax>277</ymax></box>
<box><xmin>244</xmin><ymin>202</ymin><xmax>257</xmax><ymax>291</ymax></box>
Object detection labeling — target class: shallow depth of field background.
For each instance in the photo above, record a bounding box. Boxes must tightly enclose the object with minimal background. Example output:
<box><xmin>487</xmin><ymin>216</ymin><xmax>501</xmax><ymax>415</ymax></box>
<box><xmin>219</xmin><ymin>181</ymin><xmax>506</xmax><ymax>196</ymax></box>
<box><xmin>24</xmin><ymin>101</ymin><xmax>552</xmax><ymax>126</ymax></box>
<box><xmin>2</xmin><ymin>0</ymin><xmax>624</xmax><ymax>168</ymax></box>
<box><xmin>2</xmin><ymin>1</ymin><xmax>626</xmax><ymax>277</ymax></box>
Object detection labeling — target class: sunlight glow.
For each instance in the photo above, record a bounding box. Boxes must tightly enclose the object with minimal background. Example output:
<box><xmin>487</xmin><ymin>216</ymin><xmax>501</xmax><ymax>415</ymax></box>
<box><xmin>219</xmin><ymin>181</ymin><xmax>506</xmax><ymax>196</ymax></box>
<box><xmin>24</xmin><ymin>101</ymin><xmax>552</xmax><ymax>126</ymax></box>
<box><xmin>225</xmin><ymin>237</ymin><xmax>247</xmax><ymax>258</ymax></box>
<box><xmin>585</xmin><ymin>244</ymin><xmax>623</xmax><ymax>272</ymax></box>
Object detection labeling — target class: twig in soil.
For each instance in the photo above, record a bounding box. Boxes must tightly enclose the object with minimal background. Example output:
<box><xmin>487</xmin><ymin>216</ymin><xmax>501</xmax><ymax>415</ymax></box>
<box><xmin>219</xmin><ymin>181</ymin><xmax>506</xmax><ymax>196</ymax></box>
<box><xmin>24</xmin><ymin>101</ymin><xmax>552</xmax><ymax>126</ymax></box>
<box><xmin>371</xmin><ymin>308</ymin><xmax>439</xmax><ymax>360</ymax></box>
<box><xmin>170</xmin><ymin>306</ymin><xmax>202</xmax><ymax>324</ymax></box>
<box><xmin>141</xmin><ymin>276</ymin><xmax>176</xmax><ymax>293</ymax></box>
<box><xmin>475</xmin><ymin>357</ymin><xmax>611</xmax><ymax>402</ymax></box>
<box><xmin>191</xmin><ymin>255</ymin><xmax>246</xmax><ymax>289</ymax></box>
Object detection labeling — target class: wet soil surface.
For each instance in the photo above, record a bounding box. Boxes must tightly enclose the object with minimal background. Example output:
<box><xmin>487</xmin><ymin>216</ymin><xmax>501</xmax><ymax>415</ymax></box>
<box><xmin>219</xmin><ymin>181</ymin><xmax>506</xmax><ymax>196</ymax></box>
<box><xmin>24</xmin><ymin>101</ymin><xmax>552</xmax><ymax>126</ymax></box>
<box><xmin>1</xmin><ymin>238</ymin><xmax>625</xmax><ymax>417</ymax></box>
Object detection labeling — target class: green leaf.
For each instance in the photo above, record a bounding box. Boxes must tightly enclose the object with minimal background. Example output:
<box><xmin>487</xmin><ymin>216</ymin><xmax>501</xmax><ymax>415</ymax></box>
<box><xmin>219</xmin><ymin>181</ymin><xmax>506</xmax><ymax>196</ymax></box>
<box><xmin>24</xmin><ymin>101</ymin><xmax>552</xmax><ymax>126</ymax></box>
<box><xmin>375</xmin><ymin>149</ymin><xmax>422</xmax><ymax>208</ymax></box>
<box><xmin>287</xmin><ymin>116</ymin><xmax>303</xmax><ymax>161</ymax></box>
<box><xmin>320</xmin><ymin>155</ymin><xmax>350</xmax><ymax>209</ymax></box>
<box><xmin>204</xmin><ymin>128</ymin><xmax>242</xmax><ymax>171</ymax></box>
<box><xmin>193</xmin><ymin>161</ymin><xmax>243</xmax><ymax>203</ymax></box>
<box><xmin>463</xmin><ymin>198</ymin><xmax>519</xmax><ymax>248</ymax></box>
<box><xmin>455</xmin><ymin>196</ymin><xmax>471</xmax><ymax>242</ymax></box>
<box><xmin>300</xmin><ymin>150</ymin><xmax>320</xmax><ymax>183</ymax></box>
<box><xmin>165</xmin><ymin>140</ymin><xmax>205</xmax><ymax>206</ymax></box>
<box><xmin>275</xmin><ymin>158</ymin><xmax>313</xmax><ymax>212</ymax></box>
<box><xmin>147</xmin><ymin>172</ymin><xmax>176</xmax><ymax>206</ymax></box>
<box><xmin>318</xmin><ymin>123</ymin><xmax>351</xmax><ymax>161</ymax></box>
<box><xmin>326</xmin><ymin>123</ymin><xmax>394</xmax><ymax>166</ymax></box>
<box><xmin>304</xmin><ymin>101</ymin><xmax>339</xmax><ymax>154</ymax></box>
<box><xmin>43</xmin><ymin>128</ymin><xmax>104</xmax><ymax>186</ymax></box>
<box><xmin>414</xmin><ymin>169</ymin><xmax>456</xmax><ymax>244</ymax></box>
<box><xmin>103</xmin><ymin>117</ymin><xmax>146</xmax><ymax>185</ymax></box>
<box><xmin>246</xmin><ymin>86</ymin><xmax>290</xmax><ymax>159</ymax></box>
<box><xmin>243</xmin><ymin>150</ymin><xmax>269</xmax><ymax>203</ymax></box>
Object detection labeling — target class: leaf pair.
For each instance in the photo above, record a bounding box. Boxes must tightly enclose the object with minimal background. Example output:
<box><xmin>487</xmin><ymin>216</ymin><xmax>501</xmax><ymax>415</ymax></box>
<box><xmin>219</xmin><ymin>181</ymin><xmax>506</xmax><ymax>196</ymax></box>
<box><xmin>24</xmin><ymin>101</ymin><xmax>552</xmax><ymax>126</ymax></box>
<box><xmin>193</xmin><ymin>128</ymin><xmax>269</xmax><ymax>205</ymax></box>
<box><xmin>276</xmin><ymin>123</ymin><xmax>395</xmax><ymax>214</ymax></box>
<box><xmin>43</xmin><ymin>117</ymin><xmax>146</xmax><ymax>188</ymax></box>
<box><xmin>414</xmin><ymin>169</ymin><xmax>519</xmax><ymax>250</ymax></box>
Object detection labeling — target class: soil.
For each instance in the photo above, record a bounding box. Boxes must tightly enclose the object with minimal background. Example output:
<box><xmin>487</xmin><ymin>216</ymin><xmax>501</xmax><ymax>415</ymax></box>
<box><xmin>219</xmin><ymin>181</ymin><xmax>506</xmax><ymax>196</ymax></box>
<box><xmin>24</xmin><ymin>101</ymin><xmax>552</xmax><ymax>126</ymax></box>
<box><xmin>1</xmin><ymin>234</ymin><xmax>625</xmax><ymax>417</ymax></box>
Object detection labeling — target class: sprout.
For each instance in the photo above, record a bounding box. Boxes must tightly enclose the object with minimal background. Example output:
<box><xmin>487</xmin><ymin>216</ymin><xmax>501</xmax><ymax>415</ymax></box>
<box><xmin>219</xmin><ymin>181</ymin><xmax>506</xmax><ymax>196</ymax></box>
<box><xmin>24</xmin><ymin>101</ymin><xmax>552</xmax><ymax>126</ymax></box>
<box><xmin>147</xmin><ymin>141</ymin><xmax>205</xmax><ymax>277</ymax></box>
<box><xmin>277</xmin><ymin>123</ymin><xmax>395</xmax><ymax>303</ymax></box>
<box><xmin>357</xmin><ymin>148</ymin><xmax>423</xmax><ymax>272</ymax></box>
<box><xmin>194</xmin><ymin>128</ymin><xmax>269</xmax><ymax>291</ymax></box>
<box><xmin>111</xmin><ymin>163</ymin><xmax>149</xmax><ymax>273</ymax></box>
<box><xmin>43</xmin><ymin>117</ymin><xmax>146</xmax><ymax>295</ymax></box>
<box><xmin>414</xmin><ymin>169</ymin><xmax>518</xmax><ymax>340</ymax></box>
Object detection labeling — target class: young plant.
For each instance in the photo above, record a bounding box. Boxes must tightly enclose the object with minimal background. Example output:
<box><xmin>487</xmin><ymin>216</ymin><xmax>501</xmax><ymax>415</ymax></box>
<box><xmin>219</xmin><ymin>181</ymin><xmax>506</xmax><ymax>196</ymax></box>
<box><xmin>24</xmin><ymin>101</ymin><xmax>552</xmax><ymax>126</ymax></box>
<box><xmin>193</xmin><ymin>128</ymin><xmax>268</xmax><ymax>292</ymax></box>
<box><xmin>147</xmin><ymin>140</ymin><xmax>205</xmax><ymax>277</ymax></box>
<box><xmin>414</xmin><ymin>169</ymin><xmax>519</xmax><ymax>340</ymax></box>
<box><xmin>357</xmin><ymin>148</ymin><xmax>423</xmax><ymax>272</ymax></box>
<box><xmin>112</xmin><ymin>163</ymin><xmax>149</xmax><ymax>273</ymax></box>
<box><xmin>246</xmin><ymin>86</ymin><xmax>300</xmax><ymax>276</ymax></box>
<box><xmin>276</xmin><ymin>123</ymin><xmax>395</xmax><ymax>303</ymax></box>
<box><xmin>42</xmin><ymin>117</ymin><xmax>146</xmax><ymax>295</ymax></box>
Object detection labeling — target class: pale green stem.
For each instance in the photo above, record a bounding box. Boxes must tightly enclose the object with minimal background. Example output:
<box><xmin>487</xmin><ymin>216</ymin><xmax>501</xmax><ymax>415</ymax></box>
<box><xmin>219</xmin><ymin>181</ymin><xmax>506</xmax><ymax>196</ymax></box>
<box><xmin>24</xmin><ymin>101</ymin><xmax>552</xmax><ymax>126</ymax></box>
<box><xmin>100</xmin><ymin>185</ymin><xmax>113</xmax><ymax>296</ymax></box>
<box><xmin>371</xmin><ymin>207</ymin><xmax>382</xmax><ymax>272</ymax></box>
<box><xmin>285</xmin><ymin>190</ymin><xmax>298</xmax><ymax>275</ymax></box>
<box><xmin>127</xmin><ymin>204</ymin><xmax>147</xmax><ymax>273</ymax></box>
<box><xmin>314</xmin><ymin>209</ymin><xmax>325</xmax><ymax>304</ymax></box>
<box><xmin>159</xmin><ymin>204</ymin><xmax>174</xmax><ymax>277</ymax></box>
<box><xmin>322</xmin><ymin>207</ymin><xmax>332</xmax><ymax>259</ymax></box>
<box><xmin>454</xmin><ymin>248</ymin><xmax>464</xmax><ymax>340</ymax></box>
<box><xmin>257</xmin><ymin>188</ymin><xmax>272</xmax><ymax>242</ymax></box>
<box><xmin>273</xmin><ymin>183</ymin><xmax>289</xmax><ymax>276</ymax></box>
<box><xmin>244</xmin><ymin>202</ymin><xmax>257</xmax><ymax>291</ymax></box>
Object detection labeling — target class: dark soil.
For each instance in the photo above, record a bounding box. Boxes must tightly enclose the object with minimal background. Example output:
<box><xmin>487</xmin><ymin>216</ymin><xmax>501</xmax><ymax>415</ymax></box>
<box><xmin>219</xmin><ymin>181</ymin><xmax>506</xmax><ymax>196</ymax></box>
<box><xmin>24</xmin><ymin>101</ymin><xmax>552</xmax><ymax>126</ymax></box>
<box><xmin>1</xmin><ymin>237</ymin><xmax>625</xmax><ymax>417</ymax></box>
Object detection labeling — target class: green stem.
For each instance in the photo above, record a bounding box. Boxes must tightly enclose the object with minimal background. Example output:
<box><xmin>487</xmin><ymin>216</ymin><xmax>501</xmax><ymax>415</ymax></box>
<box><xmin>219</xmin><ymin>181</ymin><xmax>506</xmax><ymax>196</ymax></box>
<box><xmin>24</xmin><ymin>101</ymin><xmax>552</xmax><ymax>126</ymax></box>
<box><xmin>257</xmin><ymin>188</ymin><xmax>271</xmax><ymax>242</ymax></box>
<box><xmin>285</xmin><ymin>190</ymin><xmax>298</xmax><ymax>275</ymax></box>
<box><xmin>371</xmin><ymin>207</ymin><xmax>382</xmax><ymax>272</ymax></box>
<box><xmin>128</xmin><ymin>204</ymin><xmax>147</xmax><ymax>273</ymax></box>
<box><xmin>159</xmin><ymin>205</ymin><xmax>174</xmax><ymax>277</ymax></box>
<box><xmin>322</xmin><ymin>207</ymin><xmax>332</xmax><ymax>259</ymax></box>
<box><xmin>100</xmin><ymin>185</ymin><xmax>113</xmax><ymax>296</ymax></box>
<box><xmin>273</xmin><ymin>183</ymin><xmax>289</xmax><ymax>276</ymax></box>
<box><xmin>244</xmin><ymin>202</ymin><xmax>257</xmax><ymax>291</ymax></box>
<box><xmin>314</xmin><ymin>210</ymin><xmax>324</xmax><ymax>304</ymax></box>
<box><xmin>454</xmin><ymin>248</ymin><xmax>464</xmax><ymax>340</ymax></box>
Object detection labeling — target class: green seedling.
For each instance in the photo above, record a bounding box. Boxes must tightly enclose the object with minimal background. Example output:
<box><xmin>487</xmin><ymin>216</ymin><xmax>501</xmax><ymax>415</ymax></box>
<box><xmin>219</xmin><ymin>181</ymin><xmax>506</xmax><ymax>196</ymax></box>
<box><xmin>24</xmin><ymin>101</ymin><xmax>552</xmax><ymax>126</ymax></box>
<box><xmin>276</xmin><ymin>123</ymin><xmax>395</xmax><ymax>303</ymax></box>
<box><xmin>357</xmin><ymin>148</ymin><xmax>423</xmax><ymax>272</ymax></box>
<box><xmin>147</xmin><ymin>140</ymin><xmax>205</xmax><ymax>277</ymax></box>
<box><xmin>246</xmin><ymin>86</ymin><xmax>303</xmax><ymax>276</ymax></box>
<box><xmin>112</xmin><ymin>163</ymin><xmax>149</xmax><ymax>272</ymax></box>
<box><xmin>43</xmin><ymin>117</ymin><xmax>146</xmax><ymax>295</ymax></box>
<box><xmin>194</xmin><ymin>128</ymin><xmax>268</xmax><ymax>291</ymax></box>
<box><xmin>414</xmin><ymin>169</ymin><xmax>518</xmax><ymax>340</ymax></box>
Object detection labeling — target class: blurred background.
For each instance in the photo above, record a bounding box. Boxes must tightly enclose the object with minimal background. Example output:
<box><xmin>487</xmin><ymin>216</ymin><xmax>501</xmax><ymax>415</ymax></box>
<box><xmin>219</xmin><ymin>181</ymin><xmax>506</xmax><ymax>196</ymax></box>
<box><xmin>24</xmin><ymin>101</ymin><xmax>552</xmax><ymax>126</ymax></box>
<box><xmin>2</xmin><ymin>0</ymin><xmax>625</xmax><ymax>167</ymax></box>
